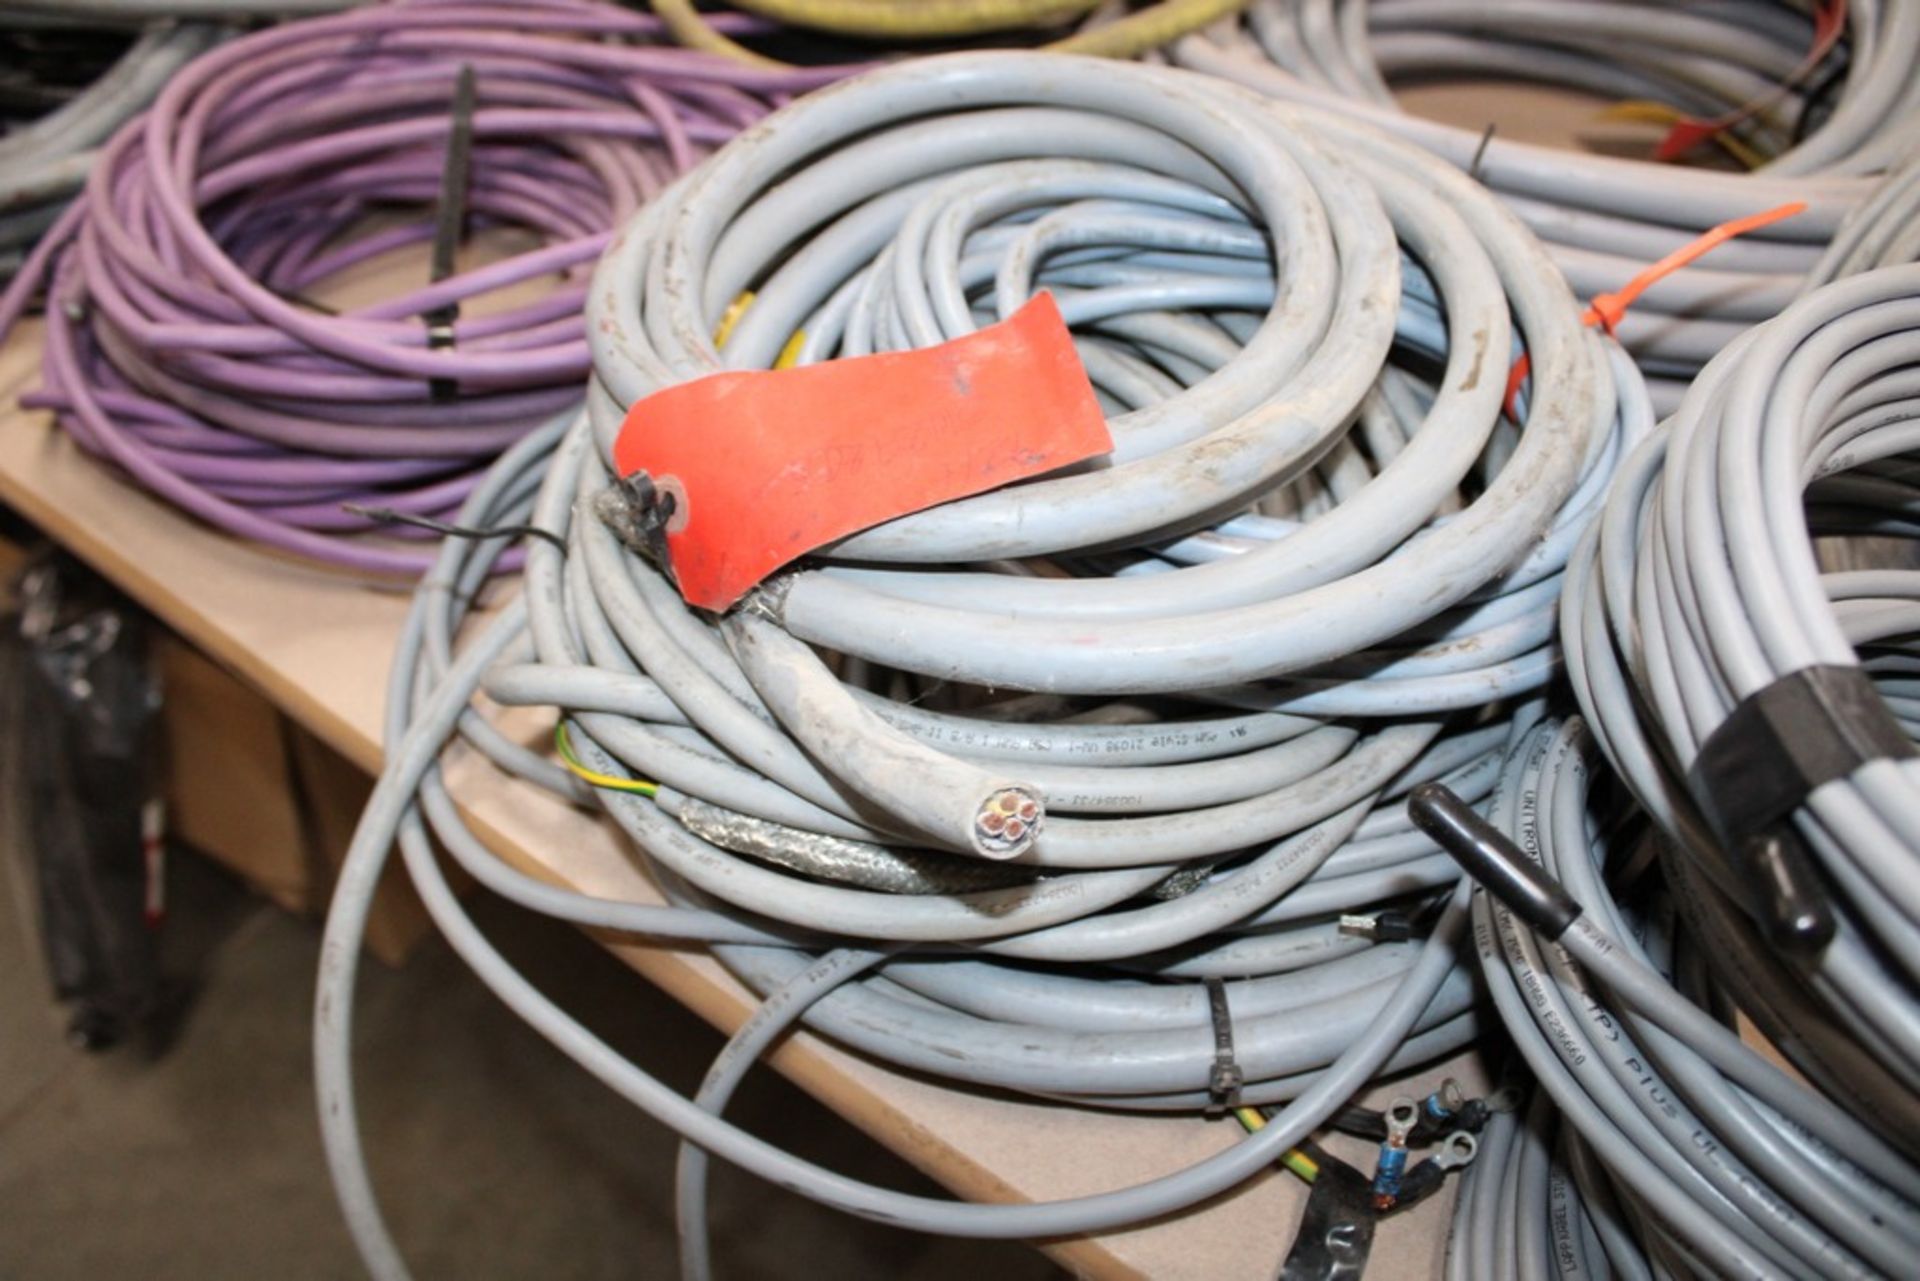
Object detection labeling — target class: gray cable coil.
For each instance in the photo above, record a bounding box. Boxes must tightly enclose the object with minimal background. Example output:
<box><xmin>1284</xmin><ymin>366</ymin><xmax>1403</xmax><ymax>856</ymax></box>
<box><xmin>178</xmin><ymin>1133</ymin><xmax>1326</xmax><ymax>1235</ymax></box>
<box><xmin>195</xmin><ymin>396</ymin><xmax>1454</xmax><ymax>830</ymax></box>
<box><xmin>1</xmin><ymin>1</ymin><xmax>348</xmax><ymax>16</ymax></box>
<box><xmin>0</xmin><ymin>16</ymin><xmax>222</xmax><ymax>278</ymax></box>
<box><xmin>1564</xmin><ymin>261</ymin><xmax>1920</xmax><ymax>1154</ymax></box>
<box><xmin>1175</xmin><ymin>0</ymin><xmax>1920</xmax><ymax>411</ymax></box>
<box><xmin>1452</xmin><ymin>716</ymin><xmax>1920</xmax><ymax>1279</ymax></box>
<box><xmin>314</xmin><ymin>50</ymin><xmax>1647</xmax><ymax>1278</ymax></box>
<box><xmin>1809</xmin><ymin>153</ymin><xmax>1920</xmax><ymax>289</ymax></box>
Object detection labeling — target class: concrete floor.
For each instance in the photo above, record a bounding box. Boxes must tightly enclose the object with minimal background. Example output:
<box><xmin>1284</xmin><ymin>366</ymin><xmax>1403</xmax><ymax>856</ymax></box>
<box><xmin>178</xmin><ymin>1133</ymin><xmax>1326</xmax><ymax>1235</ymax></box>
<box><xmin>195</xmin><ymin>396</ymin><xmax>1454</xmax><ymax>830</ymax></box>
<box><xmin>0</xmin><ymin>846</ymin><xmax>1061</xmax><ymax>1280</ymax></box>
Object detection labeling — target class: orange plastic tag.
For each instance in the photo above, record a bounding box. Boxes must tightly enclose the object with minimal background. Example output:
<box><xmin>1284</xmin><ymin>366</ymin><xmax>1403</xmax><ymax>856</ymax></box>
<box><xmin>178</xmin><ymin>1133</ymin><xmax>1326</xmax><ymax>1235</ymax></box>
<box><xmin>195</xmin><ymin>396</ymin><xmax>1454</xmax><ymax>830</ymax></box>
<box><xmin>612</xmin><ymin>293</ymin><xmax>1111</xmax><ymax>611</ymax></box>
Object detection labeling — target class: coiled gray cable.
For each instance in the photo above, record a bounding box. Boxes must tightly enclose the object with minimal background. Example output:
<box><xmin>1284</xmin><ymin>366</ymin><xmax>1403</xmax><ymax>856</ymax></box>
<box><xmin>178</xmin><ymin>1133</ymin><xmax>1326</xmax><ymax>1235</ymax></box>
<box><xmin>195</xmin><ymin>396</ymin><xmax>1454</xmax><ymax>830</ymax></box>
<box><xmin>565</xmin><ymin>46</ymin><xmax>1644</xmax><ymax>1082</ymax></box>
<box><xmin>1176</xmin><ymin>0</ymin><xmax>1920</xmax><ymax>409</ymax></box>
<box><xmin>0</xmin><ymin>16</ymin><xmax>220</xmax><ymax>278</ymax></box>
<box><xmin>315</xmin><ymin>398</ymin><xmax>1480</xmax><ymax>1280</ymax></box>
<box><xmin>1809</xmin><ymin>154</ymin><xmax>1920</xmax><ymax>288</ymax></box>
<box><xmin>315</xmin><ymin>49</ymin><xmax>1648</xmax><ymax>1279</ymax></box>
<box><xmin>1448</xmin><ymin>717</ymin><xmax>1920</xmax><ymax>1278</ymax></box>
<box><xmin>1</xmin><ymin>1</ymin><xmax>347</xmax><ymax>16</ymax></box>
<box><xmin>1564</xmin><ymin>262</ymin><xmax>1920</xmax><ymax>1152</ymax></box>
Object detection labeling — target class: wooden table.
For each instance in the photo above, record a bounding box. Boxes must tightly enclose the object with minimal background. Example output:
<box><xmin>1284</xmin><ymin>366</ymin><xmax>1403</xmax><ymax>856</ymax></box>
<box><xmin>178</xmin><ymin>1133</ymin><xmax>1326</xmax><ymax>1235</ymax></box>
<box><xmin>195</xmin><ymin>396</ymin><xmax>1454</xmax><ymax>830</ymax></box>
<box><xmin>0</xmin><ymin>319</ymin><xmax>1479</xmax><ymax>1279</ymax></box>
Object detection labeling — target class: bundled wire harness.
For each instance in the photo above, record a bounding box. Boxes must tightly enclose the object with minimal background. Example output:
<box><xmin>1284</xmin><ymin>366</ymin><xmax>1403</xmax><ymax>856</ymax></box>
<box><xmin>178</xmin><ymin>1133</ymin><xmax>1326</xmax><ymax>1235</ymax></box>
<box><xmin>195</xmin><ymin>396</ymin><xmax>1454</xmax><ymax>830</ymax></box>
<box><xmin>0</xmin><ymin>15</ymin><xmax>219</xmax><ymax>279</ymax></box>
<box><xmin>315</xmin><ymin>48</ymin><xmax>1650</xmax><ymax>1277</ymax></box>
<box><xmin>1412</xmin><ymin>722</ymin><xmax>1920</xmax><ymax>1278</ymax></box>
<box><xmin>1562</xmin><ymin>262</ymin><xmax>1920</xmax><ymax>1157</ymax></box>
<box><xmin>0</xmin><ymin>0</ymin><xmax>842</xmax><ymax>575</ymax></box>
<box><xmin>1176</xmin><ymin>0</ymin><xmax>1920</xmax><ymax>405</ymax></box>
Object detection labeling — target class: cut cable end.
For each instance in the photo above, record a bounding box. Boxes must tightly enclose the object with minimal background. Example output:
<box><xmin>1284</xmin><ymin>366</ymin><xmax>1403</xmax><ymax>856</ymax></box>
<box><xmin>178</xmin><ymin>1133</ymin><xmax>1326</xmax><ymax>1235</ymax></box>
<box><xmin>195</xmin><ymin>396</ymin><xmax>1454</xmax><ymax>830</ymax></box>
<box><xmin>972</xmin><ymin>786</ymin><xmax>1043</xmax><ymax>860</ymax></box>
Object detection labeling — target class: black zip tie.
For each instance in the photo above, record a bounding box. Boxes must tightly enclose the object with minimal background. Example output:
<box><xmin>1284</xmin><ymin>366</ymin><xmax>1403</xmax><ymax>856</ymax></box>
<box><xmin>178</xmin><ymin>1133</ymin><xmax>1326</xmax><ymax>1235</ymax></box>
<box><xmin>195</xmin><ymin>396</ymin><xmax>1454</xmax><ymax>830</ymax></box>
<box><xmin>1468</xmin><ymin>122</ymin><xmax>1497</xmax><ymax>182</ymax></box>
<box><xmin>1204</xmin><ymin>976</ymin><xmax>1243</xmax><ymax>1116</ymax></box>
<box><xmin>424</xmin><ymin>64</ymin><xmax>477</xmax><ymax>404</ymax></box>
<box><xmin>342</xmin><ymin>503</ymin><xmax>568</xmax><ymax>555</ymax></box>
<box><xmin>1686</xmin><ymin>664</ymin><xmax>1912</xmax><ymax>951</ymax></box>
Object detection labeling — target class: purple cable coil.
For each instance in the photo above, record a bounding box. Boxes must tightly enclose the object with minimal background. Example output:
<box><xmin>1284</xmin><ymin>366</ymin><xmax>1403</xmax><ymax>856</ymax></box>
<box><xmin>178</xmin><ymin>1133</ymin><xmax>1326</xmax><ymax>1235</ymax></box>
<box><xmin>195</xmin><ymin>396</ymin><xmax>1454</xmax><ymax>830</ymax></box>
<box><xmin>0</xmin><ymin>0</ymin><xmax>845</xmax><ymax>575</ymax></box>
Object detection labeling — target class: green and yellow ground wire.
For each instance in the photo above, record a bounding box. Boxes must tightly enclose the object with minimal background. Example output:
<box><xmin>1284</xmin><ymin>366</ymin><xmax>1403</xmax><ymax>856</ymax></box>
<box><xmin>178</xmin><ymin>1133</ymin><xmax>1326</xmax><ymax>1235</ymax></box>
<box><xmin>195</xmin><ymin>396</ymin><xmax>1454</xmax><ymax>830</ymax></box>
<box><xmin>555</xmin><ymin>722</ymin><xmax>660</xmax><ymax>797</ymax></box>
<box><xmin>1235</xmin><ymin>1107</ymin><xmax>1319</xmax><ymax>1184</ymax></box>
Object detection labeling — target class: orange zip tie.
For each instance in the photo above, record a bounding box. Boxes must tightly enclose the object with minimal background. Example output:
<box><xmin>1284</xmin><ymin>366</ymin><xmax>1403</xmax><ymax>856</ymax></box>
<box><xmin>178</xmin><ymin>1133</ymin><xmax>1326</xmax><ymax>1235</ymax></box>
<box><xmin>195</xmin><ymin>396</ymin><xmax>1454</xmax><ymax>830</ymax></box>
<box><xmin>1503</xmin><ymin>201</ymin><xmax>1808</xmax><ymax>422</ymax></box>
<box><xmin>1654</xmin><ymin>0</ymin><xmax>1845</xmax><ymax>163</ymax></box>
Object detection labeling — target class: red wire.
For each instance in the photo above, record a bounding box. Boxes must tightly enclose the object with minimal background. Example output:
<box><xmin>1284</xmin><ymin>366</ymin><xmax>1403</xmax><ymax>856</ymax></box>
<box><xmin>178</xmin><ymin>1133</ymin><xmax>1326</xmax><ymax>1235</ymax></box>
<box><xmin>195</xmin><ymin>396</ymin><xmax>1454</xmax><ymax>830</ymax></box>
<box><xmin>1654</xmin><ymin>0</ymin><xmax>1847</xmax><ymax>163</ymax></box>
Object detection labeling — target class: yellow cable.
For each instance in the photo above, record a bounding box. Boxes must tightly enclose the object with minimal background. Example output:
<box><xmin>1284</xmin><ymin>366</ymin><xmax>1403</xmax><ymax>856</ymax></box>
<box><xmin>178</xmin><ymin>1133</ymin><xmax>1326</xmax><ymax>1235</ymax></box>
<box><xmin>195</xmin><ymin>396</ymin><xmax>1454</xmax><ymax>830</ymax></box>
<box><xmin>714</xmin><ymin>291</ymin><xmax>756</xmax><ymax>348</ymax></box>
<box><xmin>775</xmin><ymin>328</ymin><xmax>806</xmax><ymax>369</ymax></box>
<box><xmin>555</xmin><ymin>722</ymin><xmax>660</xmax><ymax>796</ymax></box>
<box><xmin>1233</xmin><ymin>1106</ymin><xmax>1319</xmax><ymax>1183</ymax></box>
<box><xmin>713</xmin><ymin>290</ymin><xmax>806</xmax><ymax>365</ymax></box>
<box><xmin>650</xmin><ymin>0</ymin><xmax>1247</xmax><ymax>65</ymax></box>
<box><xmin>1047</xmin><ymin>0</ymin><xmax>1249</xmax><ymax>58</ymax></box>
<box><xmin>651</xmin><ymin>0</ymin><xmax>790</xmax><ymax>69</ymax></box>
<box><xmin>1599</xmin><ymin>101</ymin><xmax>1770</xmax><ymax>170</ymax></box>
<box><xmin>728</xmin><ymin>0</ymin><xmax>1102</xmax><ymax>39</ymax></box>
